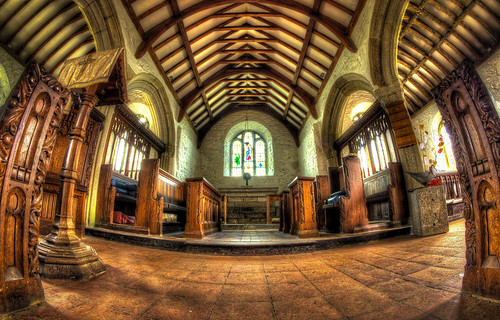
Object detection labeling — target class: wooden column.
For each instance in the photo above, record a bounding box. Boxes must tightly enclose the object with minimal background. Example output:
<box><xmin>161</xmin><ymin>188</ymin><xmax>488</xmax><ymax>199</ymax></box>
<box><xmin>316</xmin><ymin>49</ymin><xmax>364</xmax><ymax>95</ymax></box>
<box><xmin>0</xmin><ymin>63</ymin><xmax>69</xmax><ymax>312</ymax></box>
<box><xmin>288</xmin><ymin>177</ymin><xmax>319</xmax><ymax>238</ymax></box>
<box><xmin>184</xmin><ymin>178</ymin><xmax>222</xmax><ymax>239</ymax></box>
<box><xmin>38</xmin><ymin>93</ymin><xmax>106</xmax><ymax>280</ymax></box>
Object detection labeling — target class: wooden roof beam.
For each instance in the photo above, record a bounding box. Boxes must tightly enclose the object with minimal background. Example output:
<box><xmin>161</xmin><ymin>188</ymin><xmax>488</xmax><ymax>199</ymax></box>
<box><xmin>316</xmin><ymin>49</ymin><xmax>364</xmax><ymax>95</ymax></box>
<box><xmin>135</xmin><ymin>0</ymin><xmax>356</xmax><ymax>59</ymax></box>
<box><xmin>171</xmin><ymin>0</ymin><xmax>213</xmax><ymax>120</ymax></box>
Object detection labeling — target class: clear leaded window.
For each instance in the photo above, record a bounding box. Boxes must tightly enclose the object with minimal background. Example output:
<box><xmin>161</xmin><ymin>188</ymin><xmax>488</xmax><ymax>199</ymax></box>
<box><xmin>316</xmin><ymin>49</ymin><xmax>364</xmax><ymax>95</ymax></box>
<box><xmin>231</xmin><ymin>130</ymin><xmax>267</xmax><ymax>176</ymax></box>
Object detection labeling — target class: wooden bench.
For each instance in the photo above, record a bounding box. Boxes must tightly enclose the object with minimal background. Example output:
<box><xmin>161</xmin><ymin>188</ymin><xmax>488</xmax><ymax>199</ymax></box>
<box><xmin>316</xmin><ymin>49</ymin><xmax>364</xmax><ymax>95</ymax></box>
<box><xmin>184</xmin><ymin>177</ymin><xmax>222</xmax><ymax>239</ymax></box>
<box><xmin>279</xmin><ymin>191</ymin><xmax>292</xmax><ymax>233</ymax></box>
<box><xmin>314</xmin><ymin>175</ymin><xmax>330</xmax><ymax>231</ymax></box>
<box><xmin>363</xmin><ymin>162</ymin><xmax>408</xmax><ymax>225</ymax></box>
<box><xmin>323</xmin><ymin>155</ymin><xmax>369</xmax><ymax>233</ymax></box>
<box><xmin>95</xmin><ymin>164</ymin><xmax>144</xmax><ymax>232</ymax></box>
<box><xmin>136</xmin><ymin>159</ymin><xmax>186</xmax><ymax>235</ymax></box>
<box><xmin>436</xmin><ymin>171</ymin><xmax>464</xmax><ymax>221</ymax></box>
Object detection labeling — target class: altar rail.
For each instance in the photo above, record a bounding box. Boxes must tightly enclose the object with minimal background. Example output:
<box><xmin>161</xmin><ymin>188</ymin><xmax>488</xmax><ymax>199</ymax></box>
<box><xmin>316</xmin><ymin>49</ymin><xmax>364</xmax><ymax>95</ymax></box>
<box><xmin>184</xmin><ymin>177</ymin><xmax>222</xmax><ymax>239</ymax></box>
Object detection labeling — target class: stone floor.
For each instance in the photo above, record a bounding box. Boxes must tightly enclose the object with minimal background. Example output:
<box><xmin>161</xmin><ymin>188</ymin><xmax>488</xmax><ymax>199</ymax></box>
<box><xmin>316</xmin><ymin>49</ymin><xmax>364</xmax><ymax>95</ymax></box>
<box><xmin>4</xmin><ymin>219</ymin><xmax>500</xmax><ymax>320</ymax></box>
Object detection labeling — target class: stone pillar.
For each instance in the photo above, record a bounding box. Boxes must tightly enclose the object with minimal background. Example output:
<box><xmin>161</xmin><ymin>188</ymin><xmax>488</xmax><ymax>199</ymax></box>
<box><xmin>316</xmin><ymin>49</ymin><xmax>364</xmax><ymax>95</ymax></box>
<box><xmin>38</xmin><ymin>93</ymin><xmax>105</xmax><ymax>280</ymax></box>
<box><xmin>288</xmin><ymin>177</ymin><xmax>319</xmax><ymax>238</ymax></box>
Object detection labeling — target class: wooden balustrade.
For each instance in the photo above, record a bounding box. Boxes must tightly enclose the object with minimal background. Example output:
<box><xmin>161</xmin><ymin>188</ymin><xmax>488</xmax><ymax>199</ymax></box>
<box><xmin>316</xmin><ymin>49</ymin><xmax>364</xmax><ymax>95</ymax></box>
<box><xmin>184</xmin><ymin>178</ymin><xmax>222</xmax><ymax>239</ymax></box>
<box><xmin>436</xmin><ymin>171</ymin><xmax>462</xmax><ymax>201</ymax></box>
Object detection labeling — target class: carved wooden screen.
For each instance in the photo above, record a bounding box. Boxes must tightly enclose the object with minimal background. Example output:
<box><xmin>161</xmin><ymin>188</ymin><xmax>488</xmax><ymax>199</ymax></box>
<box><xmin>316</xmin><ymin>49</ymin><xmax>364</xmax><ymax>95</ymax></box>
<box><xmin>343</xmin><ymin>110</ymin><xmax>398</xmax><ymax>178</ymax></box>
<box><xmin>0</xmin><ymin>63</ymin><xmax>69</xmax><ymax>312</ymax></box>
<box><xmin>432</xmin><ymin>59</ymin><xmax>500</xmax><ymax>296</ymax></box>
<box><xmin>104</xmin><ymin>105</ymin><xmax>162</xmax><ymax>180</ymax></box>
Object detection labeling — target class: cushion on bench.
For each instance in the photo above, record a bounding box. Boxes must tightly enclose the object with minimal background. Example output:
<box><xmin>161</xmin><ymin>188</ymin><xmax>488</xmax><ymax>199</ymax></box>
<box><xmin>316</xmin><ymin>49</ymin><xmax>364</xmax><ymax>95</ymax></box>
<box><xmin>327</xmin><ymin>190</ymin><xmax>346</xmax><ymax>204</ymax></box>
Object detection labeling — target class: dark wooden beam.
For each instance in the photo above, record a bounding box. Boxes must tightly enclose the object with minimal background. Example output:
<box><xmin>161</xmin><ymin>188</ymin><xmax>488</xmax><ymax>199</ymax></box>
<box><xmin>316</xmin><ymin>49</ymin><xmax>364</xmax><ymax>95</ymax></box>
<box><xmin>178</xmin><ymin>66</ymin><xmax>317</xmax><ymax>122</ymax></box>
<box><xmin>135</xmin><ymin>0</ymin><xmax>356</xmax><ymax>59</ymax></box>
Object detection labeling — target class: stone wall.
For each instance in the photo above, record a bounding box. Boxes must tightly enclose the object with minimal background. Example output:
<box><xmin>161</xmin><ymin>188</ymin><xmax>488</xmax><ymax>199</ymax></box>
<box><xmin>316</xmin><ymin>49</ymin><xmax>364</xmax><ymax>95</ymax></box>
<box><xmin>197</xmin><ymin>110</ymin><xmax>299</xmax><ymax>190</ymax></box>
<box><xmin>298</xmin><ymin>0</ymin><xmax>376</xmax><ymax>176</ymax></box>
<box><xmin>478</xmin><ymin>49</ymin><xmax>500</xmax><ymax>116</ymax></box>
<box><xmin>0</xmin><ymin>47</ymin><xmax>24</xmax><ymax>106</ymax></box>
<box><xmin>175</xmin><ymin>118</ymin><xmax>198</xmax><ymax>181</ymax></box>
<box><xmin>113</xmin><ymin>0</ymin><xmax>198</xmax><ymax>179</ymax></box>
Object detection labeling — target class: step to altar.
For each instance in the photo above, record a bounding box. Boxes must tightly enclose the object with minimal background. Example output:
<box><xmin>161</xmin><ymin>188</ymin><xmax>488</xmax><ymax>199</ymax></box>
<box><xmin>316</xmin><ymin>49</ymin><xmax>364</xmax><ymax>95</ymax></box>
<box><xmin>222</xmin><ymin>224</ymin><xmax>280</xmax><ymax>231</ymax></box>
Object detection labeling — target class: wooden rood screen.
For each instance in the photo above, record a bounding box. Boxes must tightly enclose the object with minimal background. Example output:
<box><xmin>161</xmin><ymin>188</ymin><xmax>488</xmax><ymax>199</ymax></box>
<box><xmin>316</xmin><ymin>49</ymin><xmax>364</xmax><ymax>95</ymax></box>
<box><xmin>104</xmin><ymin>105</ymin><xmax>164</xmax><ymax>180</ymax></box>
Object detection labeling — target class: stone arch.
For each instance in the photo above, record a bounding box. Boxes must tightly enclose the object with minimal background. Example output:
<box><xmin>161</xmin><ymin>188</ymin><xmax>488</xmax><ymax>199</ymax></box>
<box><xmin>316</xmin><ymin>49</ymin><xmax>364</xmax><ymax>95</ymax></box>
<box><xmin>128</xmin><ymin>73</ymin><xmax>176</xmax><ymax>165</ymax></box>
<box><xmin>321</xmin><ymin>73</ymin><xmax>375</xmax><ymax>156</ymax></box>
<box><xmin>74</xmin><ymin>0</ymin><xmax>125</xmax><ymax>51</ymax></box>
<box><xmin>223</xmin><ymin>121</ymin><xmax>275</xmax><ymax>177</ymax></box>
<box><xmin>369</xmin><ymin>0</ymin><xmax>408</xmax><ymax>95</ymax></box>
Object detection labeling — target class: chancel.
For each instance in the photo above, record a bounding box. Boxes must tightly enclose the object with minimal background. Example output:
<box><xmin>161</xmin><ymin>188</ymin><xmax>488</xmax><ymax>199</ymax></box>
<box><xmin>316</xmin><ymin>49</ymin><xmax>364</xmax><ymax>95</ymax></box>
<box><xmin>1</xmin><ymin>0</ymin><xmax>500</xmax><ymax>318</ymax></box>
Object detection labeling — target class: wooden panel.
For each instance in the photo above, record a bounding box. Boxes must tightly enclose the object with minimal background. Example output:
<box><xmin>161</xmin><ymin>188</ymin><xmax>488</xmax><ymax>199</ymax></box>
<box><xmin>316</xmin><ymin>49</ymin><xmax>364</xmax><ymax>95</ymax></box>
<box><xmin>184</xmin><ymin>177</ymin><xmax>221</xmax><ymax>239</ymax></box>
<box><xmin>432</xmin><ymin>59</ymin><xmax>500</xmax><ymax>296</ymax></box>
<box><xmin>0</xmin><ymin>63</ymin><xmax>69</xmax><ymax>312</ymax></box>
<box><xmin>288</xmin><ymin>177</ymin><xmax>319</xmax><ymax>238</ymax></box>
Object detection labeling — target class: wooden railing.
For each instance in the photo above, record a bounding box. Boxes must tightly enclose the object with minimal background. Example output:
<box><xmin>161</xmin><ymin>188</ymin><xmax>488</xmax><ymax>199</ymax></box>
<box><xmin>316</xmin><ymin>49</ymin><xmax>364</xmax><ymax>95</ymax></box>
<box><xmin>437</xmin><ymin>171</ymin><xmax>462</xmax><ymax>201</ymax></box>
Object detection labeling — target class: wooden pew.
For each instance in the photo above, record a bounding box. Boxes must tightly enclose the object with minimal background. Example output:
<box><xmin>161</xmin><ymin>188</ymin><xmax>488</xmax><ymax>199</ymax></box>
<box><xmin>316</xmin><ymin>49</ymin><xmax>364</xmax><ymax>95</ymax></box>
<box><xmin>288</xmin><ymin>177</ymin><xmax>319</xmax><ymax>238</ymax></box>
<box><xmin>95</xmin><ymin>164</ymin><xmax>143</xmax><ymax>232</ymax></box>
<box><xmin>279</xmin><ymin>191</ymin><xmax>292</xmax><ymax>233</ymax></box>
<box><xmin>323</xmin><ymin>155</ymin><xmax>369</xmax><ymax>233</ymax></box>
<box><xmin>363</xmin><ymin>162</ymin><xmax>408</xmax><ymax>225</ymax></box>
<box><xmin>436</xmin><ymin>171</ymin><xmax>464</xmax><ymax>221</ymax></box>
<box><xmin>314</xmin><ymin>175</ymin><xmax>329</xmax><ymax>231</ymax></box>
<box><xmin>136</xmin><ymin>159</ymin><xmax>186</xmax><ymax>235</ymax></box>
<box><xmin>0</xmin><ymin>62</ymin><xmax>70</xmax><ymax>312</ymax></box>
<box><xmin>184</xmin><ymin>177</ymin><xmax>222</xmax><ymax>239</ymax></box>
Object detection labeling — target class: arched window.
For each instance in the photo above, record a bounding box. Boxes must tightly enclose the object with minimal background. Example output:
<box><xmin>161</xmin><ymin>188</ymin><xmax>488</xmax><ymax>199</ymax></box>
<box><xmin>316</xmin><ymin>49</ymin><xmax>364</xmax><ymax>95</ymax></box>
<box><xmin>231</xmin><ymin>130</ymin><xmax>267</xmax><ymax>176</ymax></box>
<box><xmin>434</xmin><ymin>121</ymin><xmax>457</xmax><ymax>172</ymax></box>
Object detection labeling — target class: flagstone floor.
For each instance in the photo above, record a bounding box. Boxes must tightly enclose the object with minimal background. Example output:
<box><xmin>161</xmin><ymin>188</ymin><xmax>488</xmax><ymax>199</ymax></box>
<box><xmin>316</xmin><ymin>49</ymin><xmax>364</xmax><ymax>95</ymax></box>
<box><xmin>4</xmin><ymin>219</ymin><xmax>500</xmax><ymax>320</ymax></box>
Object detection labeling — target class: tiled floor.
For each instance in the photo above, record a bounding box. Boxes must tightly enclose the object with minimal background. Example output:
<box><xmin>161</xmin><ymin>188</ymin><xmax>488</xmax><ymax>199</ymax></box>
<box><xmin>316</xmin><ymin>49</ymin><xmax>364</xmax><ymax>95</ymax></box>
<box><xmin>194</xmin><ymin>230</ymin><xmax>304</xmax><ymax>242</ymax></box>
<box><xmin>4</xmin><ymin>219</ymin><xmax>500</xmax><ymax>320</ymax></box>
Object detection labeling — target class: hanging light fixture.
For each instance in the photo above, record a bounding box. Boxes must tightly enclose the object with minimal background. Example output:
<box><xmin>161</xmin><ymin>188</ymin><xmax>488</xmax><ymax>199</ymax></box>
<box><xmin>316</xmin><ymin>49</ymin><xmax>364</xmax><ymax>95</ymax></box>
<box><xmin>244</xmin><ymin>104</ymin><xmax>249</xmax><ymax>145</ymax></box>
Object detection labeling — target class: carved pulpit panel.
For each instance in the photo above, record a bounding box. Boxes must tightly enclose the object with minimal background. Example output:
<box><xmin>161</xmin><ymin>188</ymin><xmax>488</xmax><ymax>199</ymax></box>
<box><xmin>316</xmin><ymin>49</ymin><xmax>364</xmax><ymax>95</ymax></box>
<box><xmin>0</xmin><ymin>63</ymin><xmax>69</xmax><ymax>312</ymax></box>
<box><xmin>432</xmin><ymin>59</ymin><xmax>500</xmax><ymax>296</ymax></box>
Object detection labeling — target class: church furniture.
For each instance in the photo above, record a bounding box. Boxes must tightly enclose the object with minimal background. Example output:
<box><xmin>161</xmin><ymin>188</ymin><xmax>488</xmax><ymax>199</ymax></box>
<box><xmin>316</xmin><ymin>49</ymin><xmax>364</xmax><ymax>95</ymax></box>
<box><xmin>363</xmin><ymin>162</ymin><xmax>408</xmax><ymax>225</ymax></box>
<box><xmin>436</xmin><ymin>171</ymin><xmax>464</xmax><ymax>221</ymax></box>
<box><xmin>314</xmin><ymin>175</ymin><xmax>330</xmax><ymax>231</ymax></box>
<box><xmin>184</xmin><ymin>177</ymin><xmax>222</xmax><ymax>238</ymax></box>
<box><xmin>323</xmin><ymin>155</ymin><xmax>369</xmax><ymax>233</ymax></box>
<box><xmin>38</xmin><ymin>48</ymin><xmax>128</xmax><ymax>280</ymax></box>
<box><xmin>266</xmin><ymin>194</ymin><xmax>280</xmax><ymax>224</ymax></box>
<box><xmin>40</xmin><ymin>107</ymin><xmax>105</xmax><ymax>238</ymax></box>
<box><xmin>279</xmin><ymin>191</ymin><xmax>292</xmax><ymax>233</ymax></box>
<box><xmin>96</xmin><ymin>164</ymin><xmax>139</xmax><ymax>227</ymax></box>
<box><xmin>288</xmin><ymin>177</ymin><xmax>319</xmax><ymax>238</ymax></box>
<box><xmin>432</xmin><ymin>59</ymin><xmax>500</xmax><ymax>296</ymax></box>
<box><xmin>0</xmin><ymin>62</ymin><xmax>69</xmax><ymax>312</ymax></box>
<box><xmin>136</xmin><ymin>158</ymin><xmax>186</xmax><ymax>235</ymax></box>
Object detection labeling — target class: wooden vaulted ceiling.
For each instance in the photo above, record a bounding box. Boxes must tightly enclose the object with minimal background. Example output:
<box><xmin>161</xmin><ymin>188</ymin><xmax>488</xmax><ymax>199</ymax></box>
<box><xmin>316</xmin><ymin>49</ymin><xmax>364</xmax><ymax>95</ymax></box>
<box><xmin>398</xmin><ymin>0</ymin><xmax>500</xmax><ymax>114</ymax></box>
<box><xmin>0</xmin><ymin>0</ymin><xmax>96</xmax><ymax>76</ymax></box>
<box><xmin>122</xmin><ymin>0</ymin><xmax>366</xmax><ymax>140</ymax></box>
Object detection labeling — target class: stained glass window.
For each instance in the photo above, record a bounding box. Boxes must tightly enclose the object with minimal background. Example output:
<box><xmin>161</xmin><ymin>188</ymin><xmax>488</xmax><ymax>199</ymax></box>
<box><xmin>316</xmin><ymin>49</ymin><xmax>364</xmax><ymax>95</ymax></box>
<box><xmin>230</xmin><ymin>130</ymin><xmax>267</xmax><ymax>176</ymax></box>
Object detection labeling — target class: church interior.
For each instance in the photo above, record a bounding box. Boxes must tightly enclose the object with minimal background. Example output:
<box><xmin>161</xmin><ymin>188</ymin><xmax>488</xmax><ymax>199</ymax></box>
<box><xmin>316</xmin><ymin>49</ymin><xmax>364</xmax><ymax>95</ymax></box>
<box><xmin>1</xmin><ymin>0</ymin><xmax>500</xmax><ymax>319</ymax></box>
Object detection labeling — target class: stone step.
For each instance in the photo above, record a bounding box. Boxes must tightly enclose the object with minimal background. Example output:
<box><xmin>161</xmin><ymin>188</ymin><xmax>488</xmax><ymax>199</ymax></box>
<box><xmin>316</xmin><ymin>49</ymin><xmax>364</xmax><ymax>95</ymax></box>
<box><xmin>222</xmin><ymin>224</ymin><xmax>280</xmax><ymax>231</ymax></box>
<box><xmin>353</xmin><ymin>221</ymin><xmax>391</xmax><ymax>233</ymax></box>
